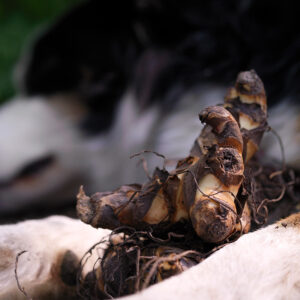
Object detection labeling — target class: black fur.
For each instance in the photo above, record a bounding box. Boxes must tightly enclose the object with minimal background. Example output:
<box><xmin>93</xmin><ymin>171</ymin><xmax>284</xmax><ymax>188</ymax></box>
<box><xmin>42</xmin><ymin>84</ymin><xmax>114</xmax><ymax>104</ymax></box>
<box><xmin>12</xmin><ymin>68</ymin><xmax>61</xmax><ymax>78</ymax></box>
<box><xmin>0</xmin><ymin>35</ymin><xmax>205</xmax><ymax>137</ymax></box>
<box><xmin>23</xmin><ymin>0</ymin><xmax>300</xmax><ymax>132</ymax></box>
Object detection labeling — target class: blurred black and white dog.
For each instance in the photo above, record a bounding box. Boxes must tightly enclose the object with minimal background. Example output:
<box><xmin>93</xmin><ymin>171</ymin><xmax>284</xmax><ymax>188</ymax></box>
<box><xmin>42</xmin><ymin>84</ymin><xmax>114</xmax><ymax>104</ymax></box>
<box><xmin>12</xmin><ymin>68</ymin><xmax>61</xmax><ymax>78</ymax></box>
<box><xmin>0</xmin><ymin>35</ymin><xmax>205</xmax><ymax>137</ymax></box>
<box><xmin>0</xmin><ymin>0</ymin><xmax>300</xmax><ymax>218</ymax></box>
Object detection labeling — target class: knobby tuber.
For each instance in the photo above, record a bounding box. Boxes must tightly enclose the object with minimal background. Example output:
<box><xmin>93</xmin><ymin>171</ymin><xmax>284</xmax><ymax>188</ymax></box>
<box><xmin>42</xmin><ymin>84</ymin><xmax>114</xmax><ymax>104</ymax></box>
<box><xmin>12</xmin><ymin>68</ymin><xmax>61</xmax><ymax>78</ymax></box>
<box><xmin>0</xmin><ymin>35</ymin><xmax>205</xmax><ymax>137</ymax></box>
<box><xmin>184</xmin><ymin>106</ymin><xmax>245</xmax><ymax>242</ymax></box>
<box><xmin>77</xmin><ymin>70</ymin><xmax>267</xmax><ymax>244</ymax></box>
<box><xmin>77</xmin><ymin>105</ymin><xmax>245</xmax><ymax>243</ymax></box>
<box><xmin>225</xmin><ymin>69</ymin><xmax>267</xmax><ymax>163</ymax></box>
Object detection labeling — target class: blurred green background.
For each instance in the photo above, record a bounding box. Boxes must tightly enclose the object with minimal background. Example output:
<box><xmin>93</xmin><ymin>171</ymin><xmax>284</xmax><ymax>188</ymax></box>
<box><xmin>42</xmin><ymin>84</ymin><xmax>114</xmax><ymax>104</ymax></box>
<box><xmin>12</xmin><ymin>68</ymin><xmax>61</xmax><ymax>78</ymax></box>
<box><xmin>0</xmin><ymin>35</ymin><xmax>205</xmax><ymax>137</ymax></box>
<box><xmin>0</xmin><ymin>0</ymin><xmax>81</xmax><ymax>103</ymax></box>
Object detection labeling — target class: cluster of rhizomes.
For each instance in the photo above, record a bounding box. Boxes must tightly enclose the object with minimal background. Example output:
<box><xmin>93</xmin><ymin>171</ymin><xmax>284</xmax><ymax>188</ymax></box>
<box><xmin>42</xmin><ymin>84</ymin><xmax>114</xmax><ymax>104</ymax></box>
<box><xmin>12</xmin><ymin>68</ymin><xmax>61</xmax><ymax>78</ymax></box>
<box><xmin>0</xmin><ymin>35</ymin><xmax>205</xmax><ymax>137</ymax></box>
<box><xmin>76</xmin><ymin>70</ymin><xmax>271</xmax><ymax>298</ymax></box>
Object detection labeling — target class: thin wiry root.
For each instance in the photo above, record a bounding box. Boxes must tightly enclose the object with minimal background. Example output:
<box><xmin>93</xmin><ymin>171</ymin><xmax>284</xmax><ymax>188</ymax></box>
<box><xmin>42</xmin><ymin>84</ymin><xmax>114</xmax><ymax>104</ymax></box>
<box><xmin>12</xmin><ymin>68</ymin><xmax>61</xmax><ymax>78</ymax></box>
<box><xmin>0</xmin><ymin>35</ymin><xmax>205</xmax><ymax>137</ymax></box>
<box><xmin>77</xmin><ymin>228</ymin><xmax>208</xmax><ymax>299</ymax></box>
<box><xmin>14</xmin><ymin>251</ymin><xmax>33</xmax><ymax>300</ymax></box>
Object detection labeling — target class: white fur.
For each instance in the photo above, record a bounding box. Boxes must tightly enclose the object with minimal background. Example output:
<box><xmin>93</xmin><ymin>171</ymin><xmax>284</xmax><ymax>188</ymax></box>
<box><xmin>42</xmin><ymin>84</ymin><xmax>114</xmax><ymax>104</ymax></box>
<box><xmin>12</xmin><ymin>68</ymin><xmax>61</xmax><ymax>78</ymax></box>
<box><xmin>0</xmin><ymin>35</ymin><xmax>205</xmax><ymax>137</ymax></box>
<box><xmin>0</xmin><ymin>216</ymin><xmax>110</xmax><ymax>300</ymax></box>
<box><xmin>86</xmin><ymin>91</ymin><xmax>161</xmax><ymax>190</ymax></box>
<box><xmin>0</xmin><ymin>97</ymin><xmax>80</xmax><ymax>179</ymax></box>
<box><xmin>0</xmin><ymin>96</ymin><xmax>91</xmax><ymax>214</ymax></box>
<box><xmin>0</xmin><ymin>88</ymin><xmax>299</xmax><ymax>215</ymax></box>
<box><xmin>261</xmin><ymin>99</ymin><xmax>300</xmax><ymax>168</ymax></box>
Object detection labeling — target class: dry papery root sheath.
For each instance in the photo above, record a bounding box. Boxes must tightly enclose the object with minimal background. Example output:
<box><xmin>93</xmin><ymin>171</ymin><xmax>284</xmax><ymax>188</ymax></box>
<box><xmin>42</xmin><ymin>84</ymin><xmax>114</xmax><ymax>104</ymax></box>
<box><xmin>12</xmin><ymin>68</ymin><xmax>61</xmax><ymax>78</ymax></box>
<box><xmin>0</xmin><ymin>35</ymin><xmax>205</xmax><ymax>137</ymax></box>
<box><xmin>76</xmin><ymin>70</ymin><xmax>294</xmax><ymax>298</ymax></box>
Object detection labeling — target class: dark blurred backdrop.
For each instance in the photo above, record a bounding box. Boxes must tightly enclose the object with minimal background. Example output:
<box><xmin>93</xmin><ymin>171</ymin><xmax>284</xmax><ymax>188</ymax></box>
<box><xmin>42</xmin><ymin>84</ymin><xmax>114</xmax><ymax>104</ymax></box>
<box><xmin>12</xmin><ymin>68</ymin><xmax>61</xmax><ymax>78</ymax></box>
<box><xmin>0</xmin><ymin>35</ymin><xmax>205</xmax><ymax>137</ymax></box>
<box><xmin>0</xmin><ymin>0</ymin><xmax>81</xmax><ymax>103</ymax></box>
